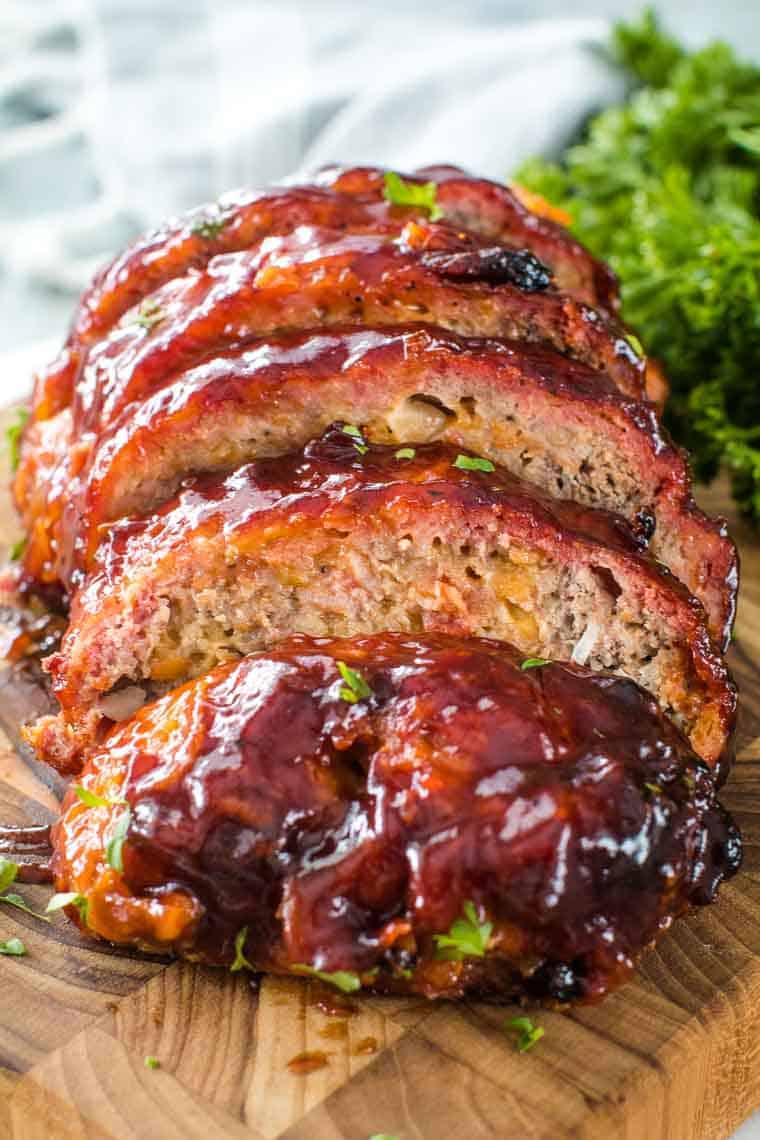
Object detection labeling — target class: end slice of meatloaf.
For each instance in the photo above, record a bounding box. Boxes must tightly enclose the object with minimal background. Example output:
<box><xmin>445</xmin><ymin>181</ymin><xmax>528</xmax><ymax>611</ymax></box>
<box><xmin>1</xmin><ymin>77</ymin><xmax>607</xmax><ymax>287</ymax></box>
<box><xmin>27</xmin><ymin>427</ymin><xmax>735</xmax><ymax>774</ymax></box>
<box><xmin>50</xmin><ymin>633</ymin><xmax>740</xmax><ymax>1005</ymax></box>
<box><xmin>51</xmin><ymin>164</ymin><xmax>620</xmax><ymax>368</ymax></box>
<box><xmin>316</xmin><ymin>162</ymin><xmax>619</xmax><ymax>313</ymax></box>
<box><xmin>35</xmin><ymin>325</ymin><xmax>734</xmax><ymax>643</ymax></box>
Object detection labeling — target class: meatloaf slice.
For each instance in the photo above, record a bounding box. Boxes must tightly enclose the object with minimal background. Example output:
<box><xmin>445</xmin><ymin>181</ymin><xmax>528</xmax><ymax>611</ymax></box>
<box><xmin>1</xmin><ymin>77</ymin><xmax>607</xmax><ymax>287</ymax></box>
<box><xmin>50</xmin><ymin>633</ymin><xmax>740</xmax><ymax>1004</ymax></box>
<box><xmin>41</xmin><ymin>326</ymin><xmax>734</xmax><ymax>643</ymax></box>
<box><xmin>28</xmin><ymin>428</ymin><xmax>735</xmax><ymax>774</ymax></box>
<box><xmin>316</xmin><ymin>163</ymin><xmax>619</xmax><ymax>312</ymax></box>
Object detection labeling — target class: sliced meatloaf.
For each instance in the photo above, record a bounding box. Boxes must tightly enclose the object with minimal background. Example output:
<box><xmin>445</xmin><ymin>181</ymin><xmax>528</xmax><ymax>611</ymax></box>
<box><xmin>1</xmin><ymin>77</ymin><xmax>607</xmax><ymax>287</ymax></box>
<box><xmin>28</xmin><ymin>428</ymin><xmax>735</xmax><ymax>774</ymax></box>
<box><xmin>41</xmin><ymin>163</ymin><xmax>618</xmax><ymax>384</ymax></box>
<box><xmin>26</xmin><ymin>214</ymin><xmax>643</xmax><ymax>435</ymax></box>
<box><xmin>50</xmin><ymin>633</ymin><xmax>740</xmax><ymax>1004</ymax></box>
<box><xmin>316</xmin><ymin>163</ymin><xmax>619</xmax><ymax>312</ymax></box>
<box><xmin>34</xmin><ymin>326</ymin><xmax>733</xmax><ymax>642</ymax></box>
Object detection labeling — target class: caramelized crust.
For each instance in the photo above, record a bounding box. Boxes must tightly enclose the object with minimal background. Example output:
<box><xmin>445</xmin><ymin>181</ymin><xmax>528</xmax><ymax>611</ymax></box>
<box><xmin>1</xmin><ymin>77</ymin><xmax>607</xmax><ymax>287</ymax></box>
<box><xmin>30</xmin><ymin>429</ymin><xmax>735</xmax><ymax>773</ymax></box>
<box><xmin>317</xmin><ymin>163</ymin><xmax>619</xmax><ymax>312</ymax></box>
<box><xmin>40</xmin><ymin>163</ymin><xmax>618</xmax><ymax>399</ymax></box>
<box><xmin>19</xmin><ymin>325</ymin><xmax>732</xmax><ymax>641</ymax></box>
<box><xmin>50</xmin><ymin>634</ymin><xmax>740</xmax><ymax>1004</ymax></box>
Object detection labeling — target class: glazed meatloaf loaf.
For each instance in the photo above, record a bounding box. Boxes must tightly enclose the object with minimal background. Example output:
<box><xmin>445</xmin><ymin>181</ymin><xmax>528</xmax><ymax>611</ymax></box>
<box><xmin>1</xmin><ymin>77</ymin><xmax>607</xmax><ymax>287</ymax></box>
<box><xmin>28</xmin><ymin>428</ymin><xmax>735</xmax><ymax>774</ymax></box>
<box><xmin>50</xmin><ymin>634</ymin><xmax>740</xmax><ymax>1005</ymax></box>
<box><xmin>17</xmin><ymin>326</ymin><xmax>734</xmax><ymax>642</ymax></box>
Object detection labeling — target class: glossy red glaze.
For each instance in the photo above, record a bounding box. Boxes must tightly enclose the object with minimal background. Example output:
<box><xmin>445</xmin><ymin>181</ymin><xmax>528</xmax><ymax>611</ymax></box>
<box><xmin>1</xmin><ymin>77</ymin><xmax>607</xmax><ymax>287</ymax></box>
<box><xmin>69</xmin><ymin>224</ymin><xmax>641</xmax><ymax>444</ymax></box>
<box><xmin>43</xmin><ymin>427</ymin><xmax>735</xmax><ymax>773</ymax></box>
<box><xmin>51</xmin><ymin>633</ymin><xmax>740</xmax><ymax>1004</ymax></box>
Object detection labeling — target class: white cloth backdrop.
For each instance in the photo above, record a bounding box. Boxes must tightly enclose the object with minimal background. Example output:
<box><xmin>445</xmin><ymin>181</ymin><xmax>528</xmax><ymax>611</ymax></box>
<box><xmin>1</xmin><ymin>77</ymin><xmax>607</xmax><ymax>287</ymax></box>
<box><xmin>0</xmin><ymin>4</ymin><xmax>759</xmax><ymax>1131</ymax></box>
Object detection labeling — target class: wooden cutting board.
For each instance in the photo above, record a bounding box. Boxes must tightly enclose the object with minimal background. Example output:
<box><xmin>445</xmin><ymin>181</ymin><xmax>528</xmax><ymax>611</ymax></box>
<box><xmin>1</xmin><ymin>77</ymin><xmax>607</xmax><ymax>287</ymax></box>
<box><xmin>1</xmin><ymin>405</ymin><xmax>759</xmax><ymax>1140</ymax></box>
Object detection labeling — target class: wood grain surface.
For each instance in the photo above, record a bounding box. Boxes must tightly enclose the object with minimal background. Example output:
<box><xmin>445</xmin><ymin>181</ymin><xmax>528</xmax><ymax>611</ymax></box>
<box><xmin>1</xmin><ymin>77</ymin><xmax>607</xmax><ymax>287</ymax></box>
<box><xmin>0</xmin><ymin>405</ymin><xmax>758</xmax><ymax>1140</ymax></box>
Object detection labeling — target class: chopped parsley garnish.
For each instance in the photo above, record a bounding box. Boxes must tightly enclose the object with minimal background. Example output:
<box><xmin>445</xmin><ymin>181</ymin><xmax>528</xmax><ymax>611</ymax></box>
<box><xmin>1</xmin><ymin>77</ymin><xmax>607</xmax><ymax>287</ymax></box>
<box><xmin>336</xmin><ymin>660</ymin><xmax>373</xmax><ymax>704</ymax></box>
<box><xmin>46</xmin><ymin>892</ymin><xmax>89</xmax><ymax>924</ymax></box>
<box><xmin>505</xmin><ymin>1015</ymin><xmax>545</xmax><ymax>1053</ymax></box>
<box><xmin>9</xmin><ymin>537</ymin><xmax>26</xmax><ymax>562</ymax></box>
<box><xmin>292</xmin><ymin>964</ymin><xmax>362</xmax><ymax>994</ymax></box>
<box><xmin>133</xmin><ymin>299</ymin><xmax>164</xmax><ymax>333</ymax></box>
<box><xmin>6</xmin><ymin>408</ymin><xmax>29</xmax><ymax>473</ymax></box>
<box><xmin>230</xmin><ymin>926</ymin><xmax>255</xmax><ymax>973</ymax></box>
<box><xmin>0</xmin><ymin>894</ymin><xmax>51</xmax><ymax>923</ymax></box>
<box><xmin>74</xmin><ymin>785</ymin><xmax>127</xmax><ymax>810</ymax></box>
<box><xmin>625</xmin><ymin>332</ymin><xmax>644</xmax><ymax>357</ymax></box>
<box><xmin>395</xmin><ymin>447</ymin><xmax>416</xmax><ymax>460</ymax></box>
<box><xmin>515</xmin><ymin>10</ymin><xmax>760</xmax><ymax>523</ymax></box>
<box><xmin>105</xmin><ymin>807</ymin><xmax>132</xmax><ymax>873</ymax></box>
<box><xmin>341</xmin><ymin>424</ymin><xmax>369</xmax><ymax>455</ymax></box>
<box><xmin>0</xmin><ymin>857</ymin><xmax>17</xmax><ymax>893</ymax></box>
<box><xmin>0</xmin><ymin>858</ymin><xmax>50</xmax><ymax>922</ymax></box>
<box><xmin>520</xmin><ymin>657</ymin><xmax>551</xmax><ymax>670</ymax></box>
<box><xmin>144</xmin><ymin>1055</ymin><xmax>161</xmax><ymax>1070</ymax></box>
<box><xmin>0</xmin><ymin>937</ymin><xmax>26</xmax><ymax>956</ymax></box>
<box><xmin>453</xmin><ymin>454</ymin><xmax>495</xmax><ymax>473</ymax></box>
<box><xmin>383</xmin><ymin>171</ymin><xmax>443</xmax><ymax>222</ymax></box>
<box><xmin>644</xmin><ymin>781</ymin><xmax>663</xmax><ymax>797</ymax></box>
<box><xmin>434</xmin><ymin>900</ymin><xmax>492</xmax><ymax>960</ymax></box>
<box><xmin>190</xmin><ymin>214</ymin><xmax>227</xmax><ymax>240</ymax></box>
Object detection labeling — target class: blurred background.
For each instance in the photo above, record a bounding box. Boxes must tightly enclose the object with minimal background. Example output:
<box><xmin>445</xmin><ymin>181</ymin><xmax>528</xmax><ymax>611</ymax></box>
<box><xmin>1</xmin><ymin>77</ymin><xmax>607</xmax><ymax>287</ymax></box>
<box><xmin>1</xmin><ymin>0</ymin><xmax>758</xmax><ymax>364</ymax></box>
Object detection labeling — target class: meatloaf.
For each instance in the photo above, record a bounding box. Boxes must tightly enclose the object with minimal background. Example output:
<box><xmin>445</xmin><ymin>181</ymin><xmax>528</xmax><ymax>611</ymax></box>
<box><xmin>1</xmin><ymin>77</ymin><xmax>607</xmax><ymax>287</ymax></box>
<box><xmin>28</xmin><ymin>428</ymin><xmax>735</xmax><ymax>774</ymax></box>
<box><xmin>49</xmin><ymin>633</ymin><xmax>740</xmax><ymax>1004</ymax></box>
<box><xmin>18</xmin><ymin>326</ymin><xmax>733</xmax><ymax>641</ymax></box>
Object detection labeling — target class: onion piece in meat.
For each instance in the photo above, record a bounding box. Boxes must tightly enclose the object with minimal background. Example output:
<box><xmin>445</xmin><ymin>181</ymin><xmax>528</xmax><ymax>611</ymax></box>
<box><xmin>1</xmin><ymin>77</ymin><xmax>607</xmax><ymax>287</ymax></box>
<box><xmin>571</xmin><ymin>622</ymin><xmax>599</xmax><ymax>666</ymax></box>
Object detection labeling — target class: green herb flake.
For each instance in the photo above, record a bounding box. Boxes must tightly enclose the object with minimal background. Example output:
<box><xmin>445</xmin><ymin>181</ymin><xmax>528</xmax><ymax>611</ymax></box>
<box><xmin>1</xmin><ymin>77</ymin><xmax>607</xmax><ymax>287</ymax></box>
<box><xmin>644</xmin><ymin>781</ymin><xmax>663</xmax><ymax>797</ymax></box>
<box><xmin>0</xmin><ymin>856</ymin><xmax>18</xmax><ymax>894</ymax></box>
<box><xmin>144</xmin><ymin>1055</ymin><xmax>161</xmax><ymax>1070</ymax></box>
<box><xmin>74</xmin><ymin>785</ymin><xmax>127</xmax><ymax>810</ymax></box>
<box><xmin>230</xmin><ymin>926</ymin><xmax>255</xmax><ymax>973</ymax></box>
<box><xmin>6</xmin><ymin>408</ymin><xmax>29</xmax><ymax>473</ymax></box>
<box><xmin>383</xmin><ymin>171</ymin><xmax>443</xmax><ymax>221</ymax></box>
<box><xmin>292</xmin><ymin>964</ymin><xmax>362</xmax><ymax>993</ymax></box>
<box><xmin>133</xmin><ymin>299</ymin><xmax>164</xmax><ymax>333</ymax></box>
<box><xmin>190</xmin><ymin>214</ymin><xmax>227</xmax><ymax>240</ymax></box>
<box><xmin>625</xmin><ymin>332</ymin><xmax>644</xmax><ymax>357</ymax></box>
<box><xmin>505</xmin><ymin>1015</ymin><xmax>545</xmax><ymax>1053</ymax></box>
<box><xmin>453</xmin><ymin>454</ymin><xmax>495</xmax><ymax>474</ymax></box>
<box><xmin>9</xmin><ymin>536</ymin><xmax>26</xmax><ymax>562</ymax></box>
<box><xmin>0</xmin><ymin>893</ymin><xmax>50</xmax><ymax>922</ymax></box>
<box><xmin>341</xmin><ymin>424</ymin><xmax>369</xmax><ymax>455</ymax></box>
<box><xmin>105</xmin><ymin>808</ymin><xmax>132</xmax><ymax>873</ymax></box>
<box><xmin>336</xmin><ymin>660</ymin><xmax>373</xmax><ymax>704</ymax></box>
<box><xmin>46</xmin><ymin>892</ymin><xmax>89</xmax><ymax>924</ymax></box>
<box><xmin>434</xmin><ymin>900</ymin><xmax>493</xmax><ymax>960</ymax></box>
<box><xmin>0</xmin><ymin>937</ymin><xmax>26</xmax><ymax>956</ymax></box>
<box><xmin>394</xmin><ymin>447</ymin><xmax>416</xmax><ymax>460</ymax></box>
<box><xmin>520</xmin><ymin>657</ymin><xmax>551</xmax><ymax>670</ymax></box>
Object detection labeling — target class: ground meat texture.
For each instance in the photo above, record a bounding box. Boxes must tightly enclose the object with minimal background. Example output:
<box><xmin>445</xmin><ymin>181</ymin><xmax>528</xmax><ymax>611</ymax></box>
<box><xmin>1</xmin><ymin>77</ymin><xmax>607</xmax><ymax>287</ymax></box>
<box><xmin>17</xmin><ymin>326</ymin><xmax>733</xmax><ymax>643</ymax></box>
<box><xmin>49</xmin><ymin>633</ymin><xmax>740</xmax><ymax>1005</ymax></box>
<box><xmin>28</xmin><ymin>427</ymin><xmax>735</xmax><ymax>775</ymax></box>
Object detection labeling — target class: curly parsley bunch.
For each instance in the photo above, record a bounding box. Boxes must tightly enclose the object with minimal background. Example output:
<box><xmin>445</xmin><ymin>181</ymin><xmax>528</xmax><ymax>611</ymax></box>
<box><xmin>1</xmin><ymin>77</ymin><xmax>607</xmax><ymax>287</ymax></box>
<box><xmin>516</xmin><ymin>10</ymin><xmax>760</xmax><ymax>522</ymax></box>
